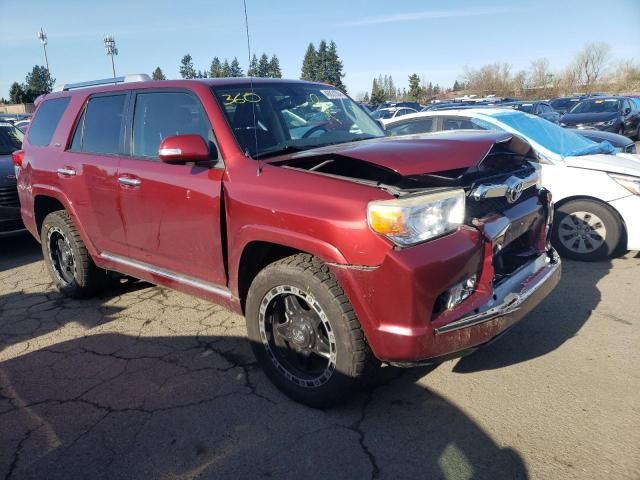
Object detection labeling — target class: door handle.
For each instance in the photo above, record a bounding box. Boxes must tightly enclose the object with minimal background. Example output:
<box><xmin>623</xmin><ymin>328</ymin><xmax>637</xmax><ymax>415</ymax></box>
<box><xmin>118</xmin><ymin>176</ymin><xmax>141</xmax><ymax>187</ymax></box>
<box><xmin>57</xmin><ymin>167</ymin><xmax>76</xmax><ymax>176</ymax></box>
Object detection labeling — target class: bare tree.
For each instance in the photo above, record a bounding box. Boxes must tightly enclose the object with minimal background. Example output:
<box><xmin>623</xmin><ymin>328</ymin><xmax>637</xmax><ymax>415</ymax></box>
<box><xmin>572</xmin><ymin>42</ymin><xmax>611</xmax><ymax>92</ymax></box>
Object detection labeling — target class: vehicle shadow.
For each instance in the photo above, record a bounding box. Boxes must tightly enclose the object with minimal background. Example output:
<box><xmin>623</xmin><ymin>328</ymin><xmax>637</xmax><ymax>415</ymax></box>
<box><xmin>0</xmin><ymin>233</ymin><xmax>41</xmax><ymax>272</ymax></box>
<box><xmin>0</xmin><ymin>279</ymin><xmax>153</xmax><ymax>352</ymax></box>
<box><xmin>0</xmin><ymin>332</ymin><xmax>529</xmax><ymax>480</ymax></box>
<box><xmin>453</xmin><ymin>257</ymin><xmax>612</xmax><ymax>373</ymax></box>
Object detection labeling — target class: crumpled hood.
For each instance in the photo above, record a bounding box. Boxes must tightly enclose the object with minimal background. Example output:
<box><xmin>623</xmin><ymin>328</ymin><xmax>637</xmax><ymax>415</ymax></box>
<box><xmin>561</xmin><ymin>112</ymin><xmax>618</xmax><ymax>125</ymax></box>
<box><xmin>565</xmin><ymin>152</ymin><xmax>640</xmax><ymax>177</ymax></box>
<box><xmin>273</xmin><ymin>131</ymin><xmax>518</xmax><ymax>176</ymax></box>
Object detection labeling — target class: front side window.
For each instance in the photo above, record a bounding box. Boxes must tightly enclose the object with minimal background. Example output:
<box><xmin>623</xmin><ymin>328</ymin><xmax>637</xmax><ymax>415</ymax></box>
<box><xmin>79</xmin><ymin>95</ymin><xmax>126</xmax><ymax>155</ymax></box>
<box><xmin>28</xmin><ymin>97</ymin><xmax>70</xmax><ymax>147</ymax></box>
<box><xmin>212</xmin><ymin>83</ymin><xmax>384</xmax><ymax>158</ymax></box>
<box><xmin>132</xmin><ymin>91</ymin><xmax>213</xmax><ymax>158</ymax></box>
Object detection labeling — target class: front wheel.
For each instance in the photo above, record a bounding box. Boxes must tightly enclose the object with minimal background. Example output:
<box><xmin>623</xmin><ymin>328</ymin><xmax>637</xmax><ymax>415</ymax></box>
<box><xmin>245</xmin><ymin>254</ymin><xmax>378</xmax><ymax>407</ymax></box>
<box><xmin>551</xmin><ymin>200</ymin><xmax>623</xmax><ymax>261</ymax></box>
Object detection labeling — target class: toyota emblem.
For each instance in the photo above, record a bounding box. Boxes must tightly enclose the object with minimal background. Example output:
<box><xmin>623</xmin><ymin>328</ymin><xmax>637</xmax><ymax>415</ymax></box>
<box><xmin>506</xmin><ymin>180</ymin><xmax>524</xmax><ymax>204</ymax></box>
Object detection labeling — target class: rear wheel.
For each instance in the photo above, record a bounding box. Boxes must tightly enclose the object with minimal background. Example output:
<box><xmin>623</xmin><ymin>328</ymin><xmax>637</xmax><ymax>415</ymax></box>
<box><xmin>41</xmin><ymin>210</ymin><xmax>110</xmax><ymax>298</ymax></box>
<box><xmin>245</xmin><ymin>254</ymin><xmax>378</xmax><ymax>407</ymax></box>
<box><xmin>551</xmin><ymin>200</ymin><xmax>622</xmax><ymax>261</ymax></box>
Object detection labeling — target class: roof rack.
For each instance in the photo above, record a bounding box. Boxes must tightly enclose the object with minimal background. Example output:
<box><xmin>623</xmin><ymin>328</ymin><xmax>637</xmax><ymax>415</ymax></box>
<box><xmin>54</xmin><ymin>73</ymin><xmax>151</xmax><ymax>92</ymax></box>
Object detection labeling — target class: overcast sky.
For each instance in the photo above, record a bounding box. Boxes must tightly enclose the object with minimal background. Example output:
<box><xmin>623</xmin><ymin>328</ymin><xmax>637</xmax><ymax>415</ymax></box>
<box><xmin>1</xmin><ymin>0</ymin><xmax>639</xmax><ymax>98</ymax></box>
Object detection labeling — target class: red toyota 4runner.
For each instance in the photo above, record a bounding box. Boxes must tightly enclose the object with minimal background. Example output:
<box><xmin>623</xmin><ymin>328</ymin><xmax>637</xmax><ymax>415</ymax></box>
<box><xmin>14</xmin><ymin>75</ymin><xmax>560</xmax><ymax>406</ymax></box>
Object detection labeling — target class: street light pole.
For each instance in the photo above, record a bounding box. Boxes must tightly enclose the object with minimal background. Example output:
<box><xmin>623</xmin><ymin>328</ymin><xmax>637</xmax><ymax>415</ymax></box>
<box><xmin>103</xmin><ymin>35</ymin><xmax>118</xmax><ymax>81</ymax></box>
<box><xmin>37</xmin><ymin>28</ymin><xmax>49</xmax><ymax>73</ymax></box>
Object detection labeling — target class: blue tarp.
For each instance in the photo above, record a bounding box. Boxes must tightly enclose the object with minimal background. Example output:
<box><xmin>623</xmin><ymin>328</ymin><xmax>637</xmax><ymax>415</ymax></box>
<box><xmin>488</xmin><ymin>111</ymin><xmax>618</xmax><ymax>158</ymax></box>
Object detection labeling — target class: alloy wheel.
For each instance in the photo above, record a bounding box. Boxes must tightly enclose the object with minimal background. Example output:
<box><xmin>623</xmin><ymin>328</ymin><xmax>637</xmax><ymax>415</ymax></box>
<box><xmin>258</xmin><ymin>285</ymin><xmax>337</xmax><ymax>388</ymax></box>
<box><xmin>558</xmin><ymin>210</ymin><xmax>607</xmax><ymax>254</ymax></box>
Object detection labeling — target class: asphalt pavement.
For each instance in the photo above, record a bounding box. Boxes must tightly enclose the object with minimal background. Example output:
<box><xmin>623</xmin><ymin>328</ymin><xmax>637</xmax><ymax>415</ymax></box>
<box><xmin>0</xmin><ymin>234</ymin><xmax>639</xmax><ymax>480</ymax></box>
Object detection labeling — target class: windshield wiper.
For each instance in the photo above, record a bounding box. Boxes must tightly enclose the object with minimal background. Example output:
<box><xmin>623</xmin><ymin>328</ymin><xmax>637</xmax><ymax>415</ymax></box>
<box><xmin>256</xmin><ymin>144</ymin><xmax>322</xmax><ymax>159</ymax></box>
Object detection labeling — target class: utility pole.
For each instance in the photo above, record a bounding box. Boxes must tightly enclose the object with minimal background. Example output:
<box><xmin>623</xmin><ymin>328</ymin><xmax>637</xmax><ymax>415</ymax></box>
<box><xmin>37</xmin><ymin>28</ymin><xmax>49</xmax><ymax>73</ymax></box>
<box><xmin>103</xmin><ymin>35</ymin><xmax>118</xmax><ymax>80</ymax></box>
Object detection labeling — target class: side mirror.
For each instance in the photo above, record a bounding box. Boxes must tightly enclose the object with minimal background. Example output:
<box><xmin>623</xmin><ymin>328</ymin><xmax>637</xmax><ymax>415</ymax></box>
<box><xmin>624</xmin><ymin>107</ymin><xmax>631</xmax><ymax>115</ymax></box>
<box><xmin>158</xmin><ymin>134</ymin><xmax>215</xmax><ymax>164</ymax></box>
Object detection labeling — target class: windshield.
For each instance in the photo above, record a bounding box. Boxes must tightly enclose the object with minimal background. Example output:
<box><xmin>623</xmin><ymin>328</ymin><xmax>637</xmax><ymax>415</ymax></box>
<box><xmin>212</xmin><ymin>83</ymin><xmax>383</xmax><ymax>158</ymax></box>
<box><xmin>0</xmin><ymin>125</ymin><xmax>23</xmax><ymax>155</ymax></box>
<box><xmin>486</xmin><ymin>111</ymin><xmax>617</xmax><ymax>158</ymax></box>
<box><xmin>371</xmin><ymin>109</ymin><xmax>394</xmax><ymax>119</ymax></box>
<box><xmin>550</xmin><ymin>98</ymin><xmax>579</xmax><ymax>110</ymax></box>
<box><xmin>568</xmin><ymin>98</ymin><xmax>621</xmax><ymax>114</ymax></box>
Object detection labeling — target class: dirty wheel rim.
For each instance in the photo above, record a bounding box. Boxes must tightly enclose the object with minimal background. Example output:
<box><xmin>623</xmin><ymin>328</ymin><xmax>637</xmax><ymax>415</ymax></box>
<box><xmin>558</xmin><ymin>210</ymin><xmax>607</xmax><ymax>254</ymax></box>
<box><xmin>258</xmin><ymin>286</ymin><xmax>337</xmax><ymax>388</ymax></box>
<box><xmin>47</xmin><ymin>227</ymin><xmax>76</xmax><ymax>284</ymax></box>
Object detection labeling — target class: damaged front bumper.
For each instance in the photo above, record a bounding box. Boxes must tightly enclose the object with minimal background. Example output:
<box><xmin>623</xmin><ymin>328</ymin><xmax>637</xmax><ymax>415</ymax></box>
<box><xmin>434</xmin><ymin>250</ymin><xmax>560</xmax><ymax>335</ymax></box>
<box><xmin>330</xmin><ymin>190</ymin><xmax>561</xmax><ymax>365</ymax></box>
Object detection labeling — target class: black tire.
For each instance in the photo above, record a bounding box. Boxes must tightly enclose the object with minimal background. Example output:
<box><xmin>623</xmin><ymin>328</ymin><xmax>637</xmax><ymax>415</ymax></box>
<box><xmin>41</xmin><ymin>210</ymin><xmax>110</xmax><ymax>298</ymax></box>
<box><xmin>245</xmin><ymin>253</ymin><xmax>378</xmax><ymax>407</ymax></box>
<box><xmin>551</xmin><ymin>200</ymin><xmax>623</xmax><ymax>262</ymax></box>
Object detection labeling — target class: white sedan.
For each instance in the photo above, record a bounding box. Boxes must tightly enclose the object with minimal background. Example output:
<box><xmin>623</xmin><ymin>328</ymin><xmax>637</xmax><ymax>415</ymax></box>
<box><xmin>370</xmin><ymin>107</ymin><xmax>417</xmax><ymax>124</ymax></box>
<box><xmin>385</xmin><ymin>109</ymin><xmax>640</xmax><ymax>261</ymax></box>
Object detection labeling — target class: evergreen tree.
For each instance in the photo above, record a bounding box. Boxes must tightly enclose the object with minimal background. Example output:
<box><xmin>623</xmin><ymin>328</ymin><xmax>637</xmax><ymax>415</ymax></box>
<box><xmin>268</xmin><ymin>54</ymin><xmax>282</xmax><ymax>78</ymax></box>
<box><xmin>316</xmin><ymin>40</ymin><xmax>328</xmax><ymax>83</ymax></box>
<box><xmin>179</xmin><ymin>54</ymin><xmax>197</xmax><ymax>79</ymax></box>
<box><xmin>247</xmin><ymin>54</ymin><xmax>259</xmax><ymax>77</ymax></box>
<box><xmin>221</xmin><ymin>59</ymin><xmax>231</xmax><ymax>77</ymax></box>
<box><xmin>9</xmin><ymin>82</ymin><xmax>25</xmax><ymax>104</ymax></box>
<box><xmin>209</xmin><ymin>57</ymin><xmax>223</xmax><ymax>78</ymax></box>
<box><xmin>325</xmin><ymin>41</ymin><xmax>346</xmax><ymax>92</ymax></box>
<box><xmin>257</xmin><ymin>53</ymin><xmax>270</xmax><ymax>77</ymax></box>
<box><xmin>407</xmin><ymin>73</ymin><xmax>422</xmax><ymax>101</ymax></box>
<box><xmin>433</xmin><ymin>84</ymin><xmax>441</xmax><ymax>95</ymax></box>
<box><xmin>362</xmin><ymin>91</ymin><xmax>370</xmax><ymax>102</ymax></box>
<box><xmin>370</xmin><ymin>78</ymin><xmax>385</xmax><ymax>106</ymax></box>
<box><xmin>452</xmin><ymin>80</ymin><xmax>460</xmax><ymax>91</ymax></box>
<box><xmin>300</xmin><ymin>43</ymin><xmax>318</xmax><ymax>81</ymax></box>
<box><xmin>151</xmin><ymin>67</ymin><xmax>166</xmax><ymax>80</ymax></box>
<box><xmin>25</xmin><ymin>65</ymin><xmax>54</xmax><ymax>95</ymax></box>
<box><xmin>229</xmin><ymin>57</ymin><xmax>244</xmax><ymax>77</ymax></box>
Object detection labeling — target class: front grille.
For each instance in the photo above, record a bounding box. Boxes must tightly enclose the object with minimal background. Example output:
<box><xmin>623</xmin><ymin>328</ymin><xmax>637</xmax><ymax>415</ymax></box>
<box><xmin>465</xmin><ymin>187</ymin><xmax>537</xmax><ymax>220</ymax></box>
<box><xmin>0</xmin><ymin>219</ymin><xmax>24</xmax><ymax>232</ymax></box>
<box><xmin>0</xmin><ymin>184</ymin><xmax>19</xmax><ymax>208</ymax></box>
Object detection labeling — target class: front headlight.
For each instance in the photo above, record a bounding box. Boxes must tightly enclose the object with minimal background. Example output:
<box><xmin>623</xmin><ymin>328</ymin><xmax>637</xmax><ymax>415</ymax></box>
<box><xmin>595</xmin><ymin>119</ymin><xmax>616</xmax><ymax>127</ymax></box>
<box><xmin>609</xmin><ymin>173</ymin><xmax>640</xmax><ymax>195</ymax></box>
<box><xmin>367</xmin><ymin>189</ymin><xmax>465</xmax><ymax>246</ymax></box>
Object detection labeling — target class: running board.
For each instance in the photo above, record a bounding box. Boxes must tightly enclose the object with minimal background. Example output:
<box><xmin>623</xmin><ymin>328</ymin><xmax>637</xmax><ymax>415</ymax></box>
<box><xmin>100</xmin><ymin>252</ymin><xmax>232</xmax><ymax>299</ymax></box>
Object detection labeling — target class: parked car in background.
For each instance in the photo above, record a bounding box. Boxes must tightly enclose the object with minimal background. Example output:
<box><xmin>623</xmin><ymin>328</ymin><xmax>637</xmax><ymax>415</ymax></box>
<box><xmin>502</xmin><ymin>101</ymin><xmax>560</xmax><ymax>123</ymax></box>
<box><xmin>549</xmin><ymin>96</ymin><xmax>586</xmax><ymax>115</ymax></box>
<box><xmin>385</xmin><ymin>109</ymin><xmax>640</xmax><ymax>261</ymax></box>
<box><xmin>13</xmin><ymin>75</ymin><xmax>560</xmax><ymax>406</ymax></box>
<box><xmin>560</xmin><ymin>96</ymin><xmax>640</xmax><ymax>138</ymax></box>
<box><xmin>0</xmin><ymin>123</ymin><xmax>25</xmax><ymax>236</ymax></box>
<box><xmin>14</xmin><ymin>120</ymin><xmax>31</xmax><ymax>133</ymax></box>
<box><xmin>370</xmin><ymin>106</ymin><xmax>417</xmax><ymax>122</ymax></box>
<box><xmin>570</xmin><ymin>128</ymin><xmax>636</xmax><ymax>154</ymax></box>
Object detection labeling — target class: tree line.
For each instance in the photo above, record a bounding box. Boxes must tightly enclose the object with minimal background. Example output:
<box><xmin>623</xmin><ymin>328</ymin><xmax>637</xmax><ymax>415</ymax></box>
<box><xmin>361</xmin><ymin>42</ymin><xmax>640</xmax><ymax>105</ymax></box>
<box><xmin>5</xmin><ymin>66</ymin><xmax>55</xmax><ymax>104</ymax></box>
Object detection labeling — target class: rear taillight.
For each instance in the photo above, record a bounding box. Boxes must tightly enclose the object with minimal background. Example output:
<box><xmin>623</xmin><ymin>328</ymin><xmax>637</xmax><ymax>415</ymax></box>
<box><xmin>12</xmin><ymin>150</ymin><xmax>24</xmax><ymax>168</ymax></box>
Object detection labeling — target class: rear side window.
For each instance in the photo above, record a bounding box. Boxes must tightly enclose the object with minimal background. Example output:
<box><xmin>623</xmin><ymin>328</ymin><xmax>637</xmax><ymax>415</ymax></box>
<box><xmin>387</xmin><ymin>118</ymin><xmax>433</xmax><ymax>136</ymax></box>
<box><xmin>28</xmin><ymin>97</ymin><xmax>70</xmax><ymax>146</ymax></box>
<box><xmin>73</xmin><ymin>94</ymin><xmax>126</xmax><ymax>155</ymax></box>
<box><xmin>131</xmin><ymin>91</ymin><xmax>212</xmax><ymax>158</ymax></box>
